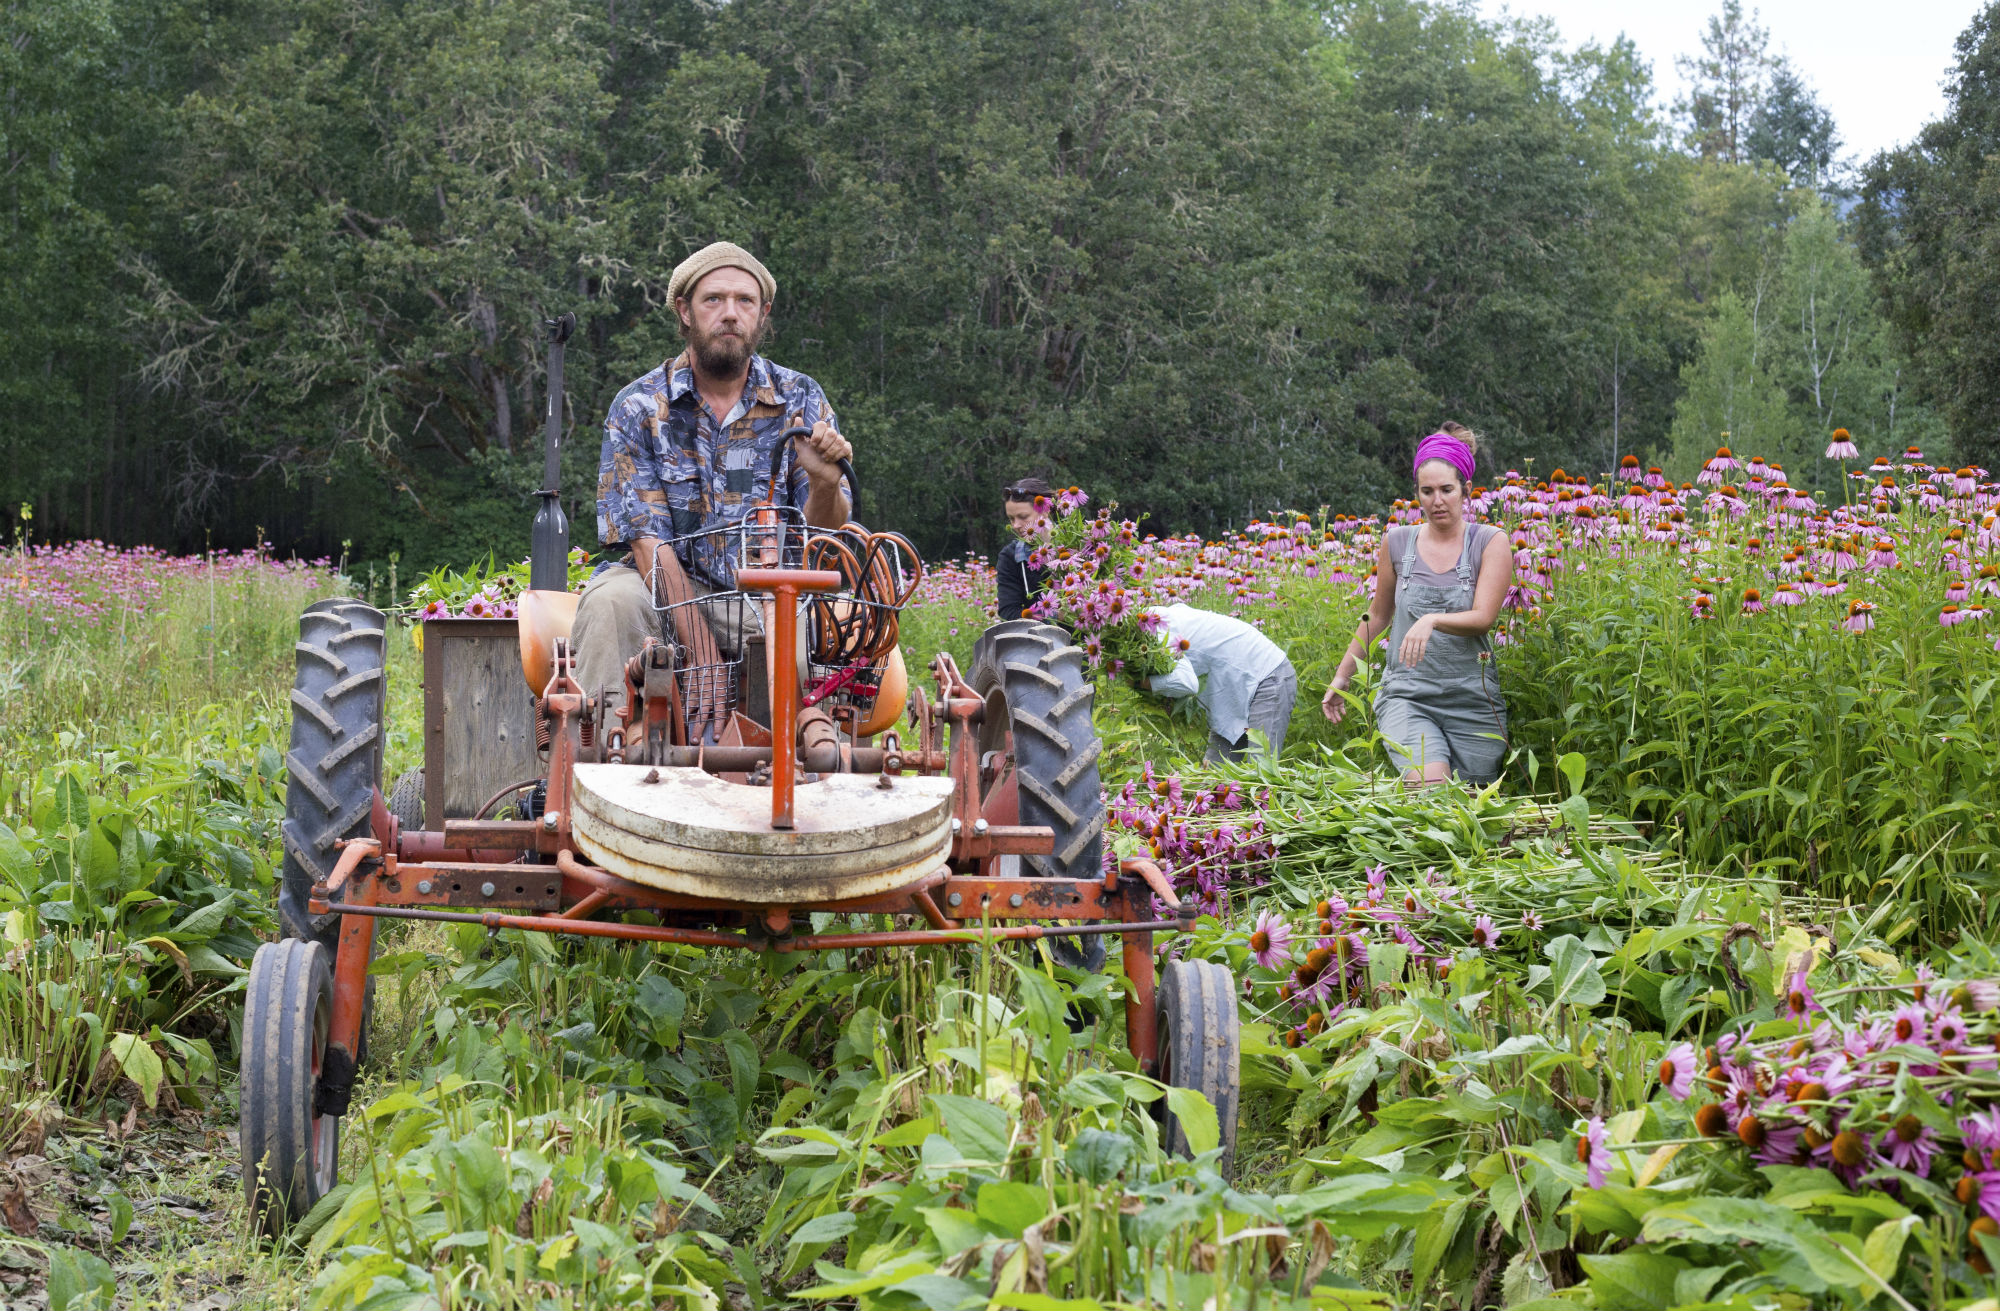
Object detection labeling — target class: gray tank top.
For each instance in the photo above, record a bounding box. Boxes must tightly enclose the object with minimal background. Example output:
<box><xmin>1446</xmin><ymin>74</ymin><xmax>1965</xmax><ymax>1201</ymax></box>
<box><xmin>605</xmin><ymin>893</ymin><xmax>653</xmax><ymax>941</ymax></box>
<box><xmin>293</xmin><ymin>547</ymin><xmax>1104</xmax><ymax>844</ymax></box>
<box><xmin>1378</xmin><ymin>522</ymin><xmax>1506</xmax><ymax>708</ymax></box>
<box><xmin>1388</xmin><ymin>523</ymin><xmax>1498</xmax><ymax>589</ymax></box>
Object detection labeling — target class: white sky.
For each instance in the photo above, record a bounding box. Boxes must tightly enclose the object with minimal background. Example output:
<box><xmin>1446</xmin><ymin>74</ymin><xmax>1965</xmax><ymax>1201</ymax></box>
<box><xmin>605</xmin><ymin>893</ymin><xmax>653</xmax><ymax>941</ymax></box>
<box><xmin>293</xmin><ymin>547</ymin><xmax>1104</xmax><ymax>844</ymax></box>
<box><xmin>1475</xmin><ymin>0</ymin><xmax>1979</xmax><ymax>161</ymax></box>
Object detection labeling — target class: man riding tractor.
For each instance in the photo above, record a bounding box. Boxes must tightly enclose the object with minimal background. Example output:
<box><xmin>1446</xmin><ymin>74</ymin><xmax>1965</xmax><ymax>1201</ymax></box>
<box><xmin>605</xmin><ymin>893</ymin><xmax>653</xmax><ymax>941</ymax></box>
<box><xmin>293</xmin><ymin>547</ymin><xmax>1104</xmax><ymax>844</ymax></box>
<box><xmin>572</xmin><ymin>241</ymin><xmax>855</xmax><ymax>715</ymax></box>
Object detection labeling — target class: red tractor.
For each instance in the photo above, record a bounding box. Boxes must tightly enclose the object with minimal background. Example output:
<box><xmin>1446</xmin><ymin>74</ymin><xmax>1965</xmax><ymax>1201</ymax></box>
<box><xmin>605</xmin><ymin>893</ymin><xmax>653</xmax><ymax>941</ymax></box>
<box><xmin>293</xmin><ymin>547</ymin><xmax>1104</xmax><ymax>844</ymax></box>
<box><xmin>240</xmin><ymin>325</ymin><xmax>1240</xmax><ymax>1233</ymax></box>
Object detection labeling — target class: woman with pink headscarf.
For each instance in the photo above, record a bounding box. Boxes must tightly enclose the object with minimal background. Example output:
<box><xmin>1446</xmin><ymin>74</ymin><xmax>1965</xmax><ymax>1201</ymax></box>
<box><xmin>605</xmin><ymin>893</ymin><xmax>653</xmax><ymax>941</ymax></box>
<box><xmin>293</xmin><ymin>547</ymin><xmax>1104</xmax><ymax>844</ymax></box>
<box><xmin>1321</xmin><ymin>423</ymin><xmax>1514</xmax><ymax>787</ymax></box>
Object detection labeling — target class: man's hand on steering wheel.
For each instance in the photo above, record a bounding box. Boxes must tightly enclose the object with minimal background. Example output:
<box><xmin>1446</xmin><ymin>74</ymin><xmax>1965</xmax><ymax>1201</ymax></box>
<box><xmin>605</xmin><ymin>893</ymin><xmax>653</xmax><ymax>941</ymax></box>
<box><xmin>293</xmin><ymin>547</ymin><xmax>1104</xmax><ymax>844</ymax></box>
<box><xmin>793</xmin><ymin>420</ymin><xmax>852</xmax><ymax>486</ymax></box>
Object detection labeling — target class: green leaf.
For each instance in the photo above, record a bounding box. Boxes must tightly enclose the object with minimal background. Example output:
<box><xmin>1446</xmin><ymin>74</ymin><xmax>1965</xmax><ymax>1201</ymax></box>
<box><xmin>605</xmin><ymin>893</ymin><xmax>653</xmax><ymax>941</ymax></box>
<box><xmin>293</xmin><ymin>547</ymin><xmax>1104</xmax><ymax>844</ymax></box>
<box><xmin>103</xmin><ymin>1190</ymin><xmax>133</xmax><ymax>1244</ymax></box>
<box><xmin>634</xmin><ymin>974</ymin><xmax>686</xmax><ymax>1046</ymax></box>
<box><xmin>975</xmin><ymin>1181</ymin><xmax>1049</xmax><ymax>1237</ymax></box>
<box><xmin>107</xmin><ymin>1032</ymin><xmax>164</xmax><ymax>1108</ymax></box>
<box><xmin>1544</xmin><ymin>935</ymin><xmax>1607</xmax><ymax>1008</ymax></box>
<box><xmin>1163</xmin><ymin>1085</ymin><xmax>1221</xmax><ymax>1156</ymax></box>
<box><xmin>886</xmin><ymin>1272</ymin><xmax>985</xmax><ymax>1311</ymax></box>
<box><xmin>689</xmin><ymin>1081</ymin><xmax>740</xmax><ymax>1155</ymax></box>
<box><xmin>164</xmin><ymin>892</ymin><xmax>235</xmax><ymax>944</ymax></box>
<box><xmin>1557</xmin><ymin>751</ymin><xmax>1587</xmax><ymax>797</ymax></box>
<box><xmin>721</xmin><ymin>1029</ymin><xmax>760</xmax><ymax>1116</ymax></box>
<box><xmin>46</xmin><ymin>1246</ymin><xmax>115</xmax><ymax>1311</ymax></box>
<box><xmin>1411</xmin><ymin>1198</ymin><xmax>1467</xmax><ymax>1295</ymax></box>
<box><xmin>1638</xmin><ymin>1197</ymin><xmax>1862</xmax><ymax>1291</ymax></box>
<box><xmin>918</xmin><ymin>1206</ymin><xmax>992</xmax><ymax>1257</ymax></box>
<box><xmin>1063</xmin><ymin>1129</ymin><xmax>1133</xmax><ymax>1185</ymax></box>
<box><xmin>1862</xmin><ymin>1216</ymin><xmax>1915</xmax><ymax>1283</ymax></box>
<box><xmin>788</xmin><ymin>1211</ymin><xmax>857</xmax><ymax>1248</ymax></box>
<box><xmin>0</xmin><ymin>824</ymin><xmax>37</xmax><ymax>893</ymax></box>
<box><xmin>1576</xmin><ymin>1250</ymin><xmax>1686</xmax><ymax>1311</ymax></box>
<box><xmin>51</xmin><ymin>774</ymin><xmax>91</xmax><ymax>830</ymax></box>
<box><xmin>930</xmin><ymin>1093</ymin><xmax>1011</xmax><ymax>1165</ymax></box>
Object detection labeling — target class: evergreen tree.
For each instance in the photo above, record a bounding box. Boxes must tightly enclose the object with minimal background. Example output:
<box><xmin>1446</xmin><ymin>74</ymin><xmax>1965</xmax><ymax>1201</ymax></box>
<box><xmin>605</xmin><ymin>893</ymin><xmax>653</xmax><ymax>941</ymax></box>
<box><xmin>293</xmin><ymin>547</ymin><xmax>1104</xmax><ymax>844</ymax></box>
<box><xmin>1746</xmin><ymin>60</ymin><xmax>1842</xmax><ymax>189</ymax></box>
<box><xmin>1676</xmin><ymin>1</ymin><xmax>1773</xmax><ymax>163</ymax></box>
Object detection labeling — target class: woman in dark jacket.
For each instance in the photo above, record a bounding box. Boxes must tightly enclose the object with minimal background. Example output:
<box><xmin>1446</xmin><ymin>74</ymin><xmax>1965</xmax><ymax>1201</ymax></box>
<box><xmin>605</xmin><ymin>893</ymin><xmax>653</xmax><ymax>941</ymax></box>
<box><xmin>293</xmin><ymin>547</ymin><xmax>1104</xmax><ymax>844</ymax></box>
<box><xmin>996</xmin><ymin>477</ymin><xmax>1054</xmax><ymax>622</ymax></box>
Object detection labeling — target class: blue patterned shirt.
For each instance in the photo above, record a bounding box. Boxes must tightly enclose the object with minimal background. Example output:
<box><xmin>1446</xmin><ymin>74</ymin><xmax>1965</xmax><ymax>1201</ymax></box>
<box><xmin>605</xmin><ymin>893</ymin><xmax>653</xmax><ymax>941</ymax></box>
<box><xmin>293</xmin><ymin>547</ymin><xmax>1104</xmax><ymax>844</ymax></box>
<box><xmin>595</xmin><ymin>351</ymin><xmax>842</xmax><ymax>589</ymax></box>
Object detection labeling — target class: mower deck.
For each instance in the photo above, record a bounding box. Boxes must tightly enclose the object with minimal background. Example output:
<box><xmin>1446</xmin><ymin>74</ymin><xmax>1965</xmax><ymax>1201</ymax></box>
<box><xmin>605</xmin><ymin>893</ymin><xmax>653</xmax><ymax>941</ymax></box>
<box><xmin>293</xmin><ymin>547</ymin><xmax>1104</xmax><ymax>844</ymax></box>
<box><xmin>569</xmin><ymin>762</ymin><xmax>954</xmax><ymax>902</ymax></box>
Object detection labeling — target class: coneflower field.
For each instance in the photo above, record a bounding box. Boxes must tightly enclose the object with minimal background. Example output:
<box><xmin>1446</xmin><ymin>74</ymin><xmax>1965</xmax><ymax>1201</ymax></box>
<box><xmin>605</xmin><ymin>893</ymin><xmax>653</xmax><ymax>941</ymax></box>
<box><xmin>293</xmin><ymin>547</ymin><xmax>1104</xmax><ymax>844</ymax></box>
<box><xmin>6</xmin><ymin>441</ymin><xmax>2000</xmax><ymax>1309</ymax></box>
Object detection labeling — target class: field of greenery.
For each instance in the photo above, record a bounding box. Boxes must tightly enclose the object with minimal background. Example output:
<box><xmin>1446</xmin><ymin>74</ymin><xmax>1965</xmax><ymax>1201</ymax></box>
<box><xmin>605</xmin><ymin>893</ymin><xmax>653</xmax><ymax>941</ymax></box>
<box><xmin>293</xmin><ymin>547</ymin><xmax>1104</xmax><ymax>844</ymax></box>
<box><xmin>6</xmin><ymin>440</ymin><xmax>2000</xmax><ymax>1308</ymax></box>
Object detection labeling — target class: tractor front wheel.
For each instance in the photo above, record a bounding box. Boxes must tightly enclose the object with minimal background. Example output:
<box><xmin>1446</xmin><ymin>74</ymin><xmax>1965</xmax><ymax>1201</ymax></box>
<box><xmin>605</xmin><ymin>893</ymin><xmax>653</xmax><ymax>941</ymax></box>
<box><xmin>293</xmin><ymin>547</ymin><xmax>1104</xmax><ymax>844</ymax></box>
<box><xmin>241</xmin><ymin>938</ymin><xmax>341</xmax><ymax>1235</ymax></box>
<box><xmin>1156</xmin><ymin>957</ymin><xmax>1241</xmax><ymax>1176</ymax></box>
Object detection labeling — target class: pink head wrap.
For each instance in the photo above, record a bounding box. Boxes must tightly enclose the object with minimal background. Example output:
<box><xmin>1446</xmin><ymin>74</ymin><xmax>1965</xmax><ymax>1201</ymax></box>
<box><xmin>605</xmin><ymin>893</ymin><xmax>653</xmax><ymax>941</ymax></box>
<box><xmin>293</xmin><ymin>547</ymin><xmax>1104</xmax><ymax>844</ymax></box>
<box><xmin>1413</xmin><ymin>432</ymin><xmax>1475</xmax><ymax>485</ymax></box>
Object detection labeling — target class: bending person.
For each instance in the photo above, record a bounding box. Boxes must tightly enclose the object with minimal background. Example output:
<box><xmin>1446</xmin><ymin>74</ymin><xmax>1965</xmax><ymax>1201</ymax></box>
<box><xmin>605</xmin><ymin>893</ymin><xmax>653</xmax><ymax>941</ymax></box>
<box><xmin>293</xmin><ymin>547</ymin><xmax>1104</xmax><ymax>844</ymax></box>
<box><xmin>1146</xmin><ymin>605</ymin><xmax>1297</xmax><ymax>764</ymax></box>
<box><xmin>1321</xmin><ymin>423</ymin><xmax>1512</xmax><ymax>787</ymax></box>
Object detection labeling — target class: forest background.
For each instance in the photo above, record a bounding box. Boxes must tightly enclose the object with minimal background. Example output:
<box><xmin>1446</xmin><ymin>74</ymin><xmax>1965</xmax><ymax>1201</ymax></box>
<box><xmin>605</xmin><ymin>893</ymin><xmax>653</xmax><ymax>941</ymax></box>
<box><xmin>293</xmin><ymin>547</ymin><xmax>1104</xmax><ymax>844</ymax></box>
<box><xmin>5</xmin><ymin>0</ymin><xmax>1999</xmax><ymax>569</ymax></box>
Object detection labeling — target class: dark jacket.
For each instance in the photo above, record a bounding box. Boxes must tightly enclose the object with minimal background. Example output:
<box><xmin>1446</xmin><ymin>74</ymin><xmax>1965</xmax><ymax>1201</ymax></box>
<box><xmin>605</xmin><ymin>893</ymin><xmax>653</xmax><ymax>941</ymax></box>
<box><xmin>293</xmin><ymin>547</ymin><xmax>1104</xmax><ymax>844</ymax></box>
<box><xmin>995</xmin><ymin>538</ymin><xmax>1048</xmax><ymax>622</ymax></box>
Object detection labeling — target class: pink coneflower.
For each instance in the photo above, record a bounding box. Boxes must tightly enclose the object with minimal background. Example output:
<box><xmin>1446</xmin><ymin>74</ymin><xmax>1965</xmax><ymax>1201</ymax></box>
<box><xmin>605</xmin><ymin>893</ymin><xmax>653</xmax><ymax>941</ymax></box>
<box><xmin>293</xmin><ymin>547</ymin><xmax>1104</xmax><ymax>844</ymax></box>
<box><xmin>1942</xmin><ymin>604</ymin><xmax>1966</xmax><ymax>627</ymax></box>
<box><xmin>1772</xmin><ymin>583</ymin><xmax>1806</xmax><ymax>606</ymax></box>
<box><xmin>1890</xmin><ymin>1002</ymin><xmax>1928</xmax><ymax>1045</ymax></box>
<box><xmin>1365</xmin><ymin>865</ymin><xmax>1388</xmax><ymax>900</ymax></box>
<box><xmin>1825</xmin><ymin>429</ymin><xmax>1859</xmax><ymax>460</ymax></box>
<box><xmin>1902</xmin><ymin>445</ymin><xmax>1928</xmax><ymax>471</ymax></box>
<box><xmin>1576</xmin><ymin>1117</ymin><xmax>1612</xmax><ymax>1189</ymax></box>
<box><xmin>1247</xmin><ymin>908</ymin><xmax>1294</xmax><ymax>970</ymax></box>
<box><xmin>1958</xmin><ymin>467</ymin><xmax>1981</xmax><ymax>497</ymax></box>
<box><xmin>1843</xmin><ymin>600</ymin><xmax>1875</xmax><ymax>633</ymax></box>
<box><xmin>1936</xmin><ymin>1009</ymin><xmax>1970</xmax><ymax>1050</ymax></box>
<box><xmin>1519</xmin><ymin>910</ymin><xmax>1544</xmax><ymax>931</ymax></box>
<box><xmin>1469</xmin><ymin>915</ymin><xmax>1500</xmax><ymax>950</ymax></box>
<box><xmin>1644</xmin><ymin>466</ymin><xmax>1667</xmax><ymax>489</ymax></box>
<box><xmin>462</xmin><ymin>596</ymin><xmax>492</xmax><ymax>618</ymax></box>
<box><xmin>1866</xmin><ymin>538</ymin><xmax>1899</xmax><ymax>569</ymax></box>
<box><xmin>420</xmin><ymin>599</ymin><xmax>448</xmax><ymax>620</ymax></box>
<box><xmin>1616</xmin><ymin>454</ymin><xmax>1642</xmax><ymax>482</ymax></box>
<box><xmin>1784</xmin><ymin>965</ymin><xmax>1820</xmax><ymax>1021</ymax></box>
<box><xmin>1948</xmin><ymin>580</ymin><xmax>1971</xmax><ymax>602</ymax></box>
<box><xmin>1657</xmin><ymin>1042</ymin><xmax>1696</xmax><ymax>1100</ymax></box>
<box><xmin>1978</xmin><ymin>564</ymin><xmax>2000</xmax><ymax>596</ymax></box>
<box><xmin>1741</xmin><ymin>587</ymin><xmax>1765</xmax><ymax>614</ymax></box>
<box><xmin>1882</xmin><ymin>1114</ymin><xmax>1939</xmax><ymax>1176</ymax></box>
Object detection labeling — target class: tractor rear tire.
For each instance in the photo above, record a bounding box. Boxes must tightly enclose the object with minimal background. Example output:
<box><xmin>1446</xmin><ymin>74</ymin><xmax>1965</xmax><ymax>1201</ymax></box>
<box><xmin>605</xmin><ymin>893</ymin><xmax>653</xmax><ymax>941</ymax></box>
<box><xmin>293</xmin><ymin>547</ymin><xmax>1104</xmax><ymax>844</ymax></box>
<box><xmin>280</xmin><ymin>598</ymin><xmax>387</xmax><ymax>942</ymax></box>
<box><xmin>970</xmin><ymin>621</ymin><xmax>1107</xmax><ymax>972</ymax></box>
<box><xmin>388</xmin><ymin>767</ymin><xmax>425</xmax><ymax>832</ymax></box>
<box><xmin>1156</xmin><ymin>957</ymin><xmax>1241</xmax><ymax>1176</ymax></box>
<box><xmin>280</xmin><ymin>598</ymin><xmax>384</xmax><ymax>1060</ymax></box>
<box><xmin>241</xmin><ymin>938</ymin><xmax>341</xmax><ymax>1235</ymax></box>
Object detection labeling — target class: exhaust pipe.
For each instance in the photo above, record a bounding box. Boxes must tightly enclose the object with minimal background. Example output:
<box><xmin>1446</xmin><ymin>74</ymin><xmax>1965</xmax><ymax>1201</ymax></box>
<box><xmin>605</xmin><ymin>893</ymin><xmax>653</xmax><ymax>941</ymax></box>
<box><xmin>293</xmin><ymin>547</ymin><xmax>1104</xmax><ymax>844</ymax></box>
<box><xmin>531</xmin><ymin>312</ymin><xmax>577</xmax><ymax>592</ymax></box>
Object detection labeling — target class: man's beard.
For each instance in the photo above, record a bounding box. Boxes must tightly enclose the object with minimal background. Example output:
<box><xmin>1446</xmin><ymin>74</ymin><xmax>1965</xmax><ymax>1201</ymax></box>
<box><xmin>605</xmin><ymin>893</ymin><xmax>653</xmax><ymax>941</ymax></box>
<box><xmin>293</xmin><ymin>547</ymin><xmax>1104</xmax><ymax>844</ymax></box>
<box><xmin>687</xmin><ymin>317</ymin><xmax>764</xmax><ymax>375</ymax></box>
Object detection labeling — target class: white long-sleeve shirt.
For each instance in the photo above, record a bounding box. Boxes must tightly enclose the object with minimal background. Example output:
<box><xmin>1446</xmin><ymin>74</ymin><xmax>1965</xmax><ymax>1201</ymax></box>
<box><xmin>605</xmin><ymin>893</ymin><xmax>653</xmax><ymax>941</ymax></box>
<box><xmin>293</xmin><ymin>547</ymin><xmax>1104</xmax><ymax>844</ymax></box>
<box><xmin>1145</xmin><ymin>604</ymin><xmax>1290</xmax><ymax>743</ymax></box>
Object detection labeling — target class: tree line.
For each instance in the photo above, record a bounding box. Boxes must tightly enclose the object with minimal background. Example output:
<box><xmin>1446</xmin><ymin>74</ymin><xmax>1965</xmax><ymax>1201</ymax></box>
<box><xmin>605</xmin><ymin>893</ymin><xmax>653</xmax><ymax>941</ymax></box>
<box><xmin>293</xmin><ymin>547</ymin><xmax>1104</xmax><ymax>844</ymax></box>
<box><xmin>3</xmin><ymin>0</ymin><xmax>1996</xmax><ymax>567</ymax></box>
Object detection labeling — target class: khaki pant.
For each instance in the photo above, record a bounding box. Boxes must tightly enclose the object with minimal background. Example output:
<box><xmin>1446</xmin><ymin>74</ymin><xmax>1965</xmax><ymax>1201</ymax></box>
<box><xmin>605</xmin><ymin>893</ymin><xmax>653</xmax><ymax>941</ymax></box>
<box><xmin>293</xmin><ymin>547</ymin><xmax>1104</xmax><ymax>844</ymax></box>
<box><xmin>571</xmin><ymin>563</ymin><xmax>765</xmax><ymax>719</ymax></box>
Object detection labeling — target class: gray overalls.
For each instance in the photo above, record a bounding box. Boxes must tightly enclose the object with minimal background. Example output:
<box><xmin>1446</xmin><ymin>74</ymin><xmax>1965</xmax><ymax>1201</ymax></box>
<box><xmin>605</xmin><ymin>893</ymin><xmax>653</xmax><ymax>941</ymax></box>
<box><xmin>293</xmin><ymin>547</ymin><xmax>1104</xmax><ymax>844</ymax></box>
<box><xmin>1373</xmin><ymin>523</ymin><xmax>1509</xmax><ymax>783</ymax></box>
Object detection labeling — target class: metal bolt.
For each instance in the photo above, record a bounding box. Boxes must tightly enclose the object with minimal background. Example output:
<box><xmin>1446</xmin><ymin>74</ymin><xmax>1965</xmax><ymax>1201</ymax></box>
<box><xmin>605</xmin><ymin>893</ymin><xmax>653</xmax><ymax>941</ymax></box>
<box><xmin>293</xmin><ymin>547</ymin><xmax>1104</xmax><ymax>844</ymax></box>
<box><xmin>1009</xmin><ymin>894</ymin><xmax>1023</xmax><ymax>908</ymax></box>
<box><xmin>416</xmin><ymin>880</ymin><xmax>432</xmax><ymax>895</ymax></box>
<box><xmin>542</xmin><ymin>810</ymin><xmax>560</xmax><ymax>831</ymax></box>
<box><xmin>947</xmin><ymin>892</ymin><xmax>963</xmax><ymax>908</ymax></box>
<box><xmin>950</xmin><ymin>818</ymin><xmax>962</xmax><ymax>834</ymax></box>
<box><xmin>973</xmin><ymin>818</ymin><xmax>989</xmax><ymax>835</ymax></box>
<box><xmin>481</xmin><ymin>882</ymin><xmax>496</xmax><ymax>898</ymax></box>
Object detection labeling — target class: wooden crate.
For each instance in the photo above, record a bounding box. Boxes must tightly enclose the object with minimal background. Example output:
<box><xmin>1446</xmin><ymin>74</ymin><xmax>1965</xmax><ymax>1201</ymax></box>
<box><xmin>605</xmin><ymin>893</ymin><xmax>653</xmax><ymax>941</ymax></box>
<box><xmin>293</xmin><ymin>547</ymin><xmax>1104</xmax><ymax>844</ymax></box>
<box><xmin>421</xmin><ymin>618</ymin><xmax>541</xmax><ymax>824</ymax></box>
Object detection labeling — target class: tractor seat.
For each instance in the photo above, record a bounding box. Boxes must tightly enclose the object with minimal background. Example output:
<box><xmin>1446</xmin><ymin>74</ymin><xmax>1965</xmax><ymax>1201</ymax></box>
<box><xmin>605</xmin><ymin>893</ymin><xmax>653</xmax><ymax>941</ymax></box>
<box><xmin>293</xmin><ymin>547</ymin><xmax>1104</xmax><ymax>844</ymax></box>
<box><xmin>518</xmin><ymin>589</ymin><xmax>579</xmax><ymax>695</ymax></box>
<box><xmin>569</xmin><ymin>763</ymin><xmax>954</xmax><ymax>903</ymax></box>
